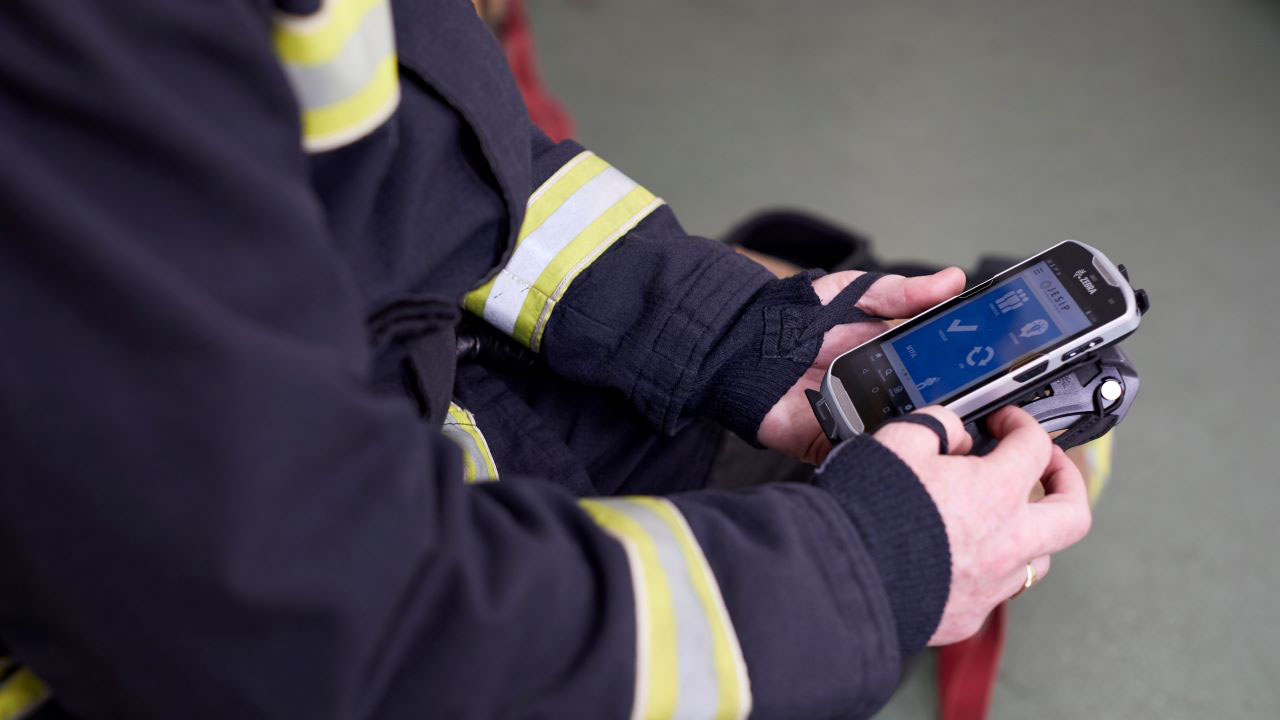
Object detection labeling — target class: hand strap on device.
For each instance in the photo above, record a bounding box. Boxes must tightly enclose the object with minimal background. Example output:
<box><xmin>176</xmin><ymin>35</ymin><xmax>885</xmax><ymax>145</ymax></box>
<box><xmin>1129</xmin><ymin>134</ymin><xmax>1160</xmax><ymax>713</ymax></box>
<box><xmin>967</xmin><ymin>345</ymin><xmax>1140</xmax><ymax>453</ymax></box>
<box><xmin>879</xmin><ymin>414</ymin><xmax>950</xmax><ymax>454</ymax></box>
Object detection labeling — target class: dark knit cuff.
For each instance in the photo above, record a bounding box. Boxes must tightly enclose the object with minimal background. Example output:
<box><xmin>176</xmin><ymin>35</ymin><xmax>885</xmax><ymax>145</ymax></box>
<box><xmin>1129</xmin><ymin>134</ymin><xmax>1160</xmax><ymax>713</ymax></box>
<box><xmin>696</xmin><ymin>272</ymin><xmax>829</xmax><ymax>444</ymax></box>
<box><xmin>812</xmin><ymin>434</ymin><xmax>951</xmax><ymax>655</ymax></box>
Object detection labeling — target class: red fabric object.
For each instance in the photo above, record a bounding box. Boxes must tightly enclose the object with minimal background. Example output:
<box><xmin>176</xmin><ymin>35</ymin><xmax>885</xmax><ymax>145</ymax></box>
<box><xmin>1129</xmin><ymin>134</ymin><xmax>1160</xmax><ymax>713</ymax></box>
<box><xmin>937</xmin><ymin>602</ymin><xmax>1007</xmax><ymax>720</ymax></box>
<box><xmin>500</xmin><ymin>0</ymin><xmax>576</xmax><ymax>142</ymax></box>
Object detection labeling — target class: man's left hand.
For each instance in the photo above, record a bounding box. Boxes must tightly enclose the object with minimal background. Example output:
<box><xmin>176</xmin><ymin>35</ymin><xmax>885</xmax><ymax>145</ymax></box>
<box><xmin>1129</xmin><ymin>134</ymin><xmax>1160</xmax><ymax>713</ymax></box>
<box><xmin>757</xmin><ymin>267</ymin><xmax>967</xmax><ymax>464</ymax></box>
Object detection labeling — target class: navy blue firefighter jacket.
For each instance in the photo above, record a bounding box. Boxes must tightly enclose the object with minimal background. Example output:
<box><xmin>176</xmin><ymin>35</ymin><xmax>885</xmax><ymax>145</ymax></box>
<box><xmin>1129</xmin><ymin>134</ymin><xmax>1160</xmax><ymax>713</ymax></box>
<box><xmin>0</xmin><ymin>0</ymin><xmax>951</xmax><ymax>717</ymax></box>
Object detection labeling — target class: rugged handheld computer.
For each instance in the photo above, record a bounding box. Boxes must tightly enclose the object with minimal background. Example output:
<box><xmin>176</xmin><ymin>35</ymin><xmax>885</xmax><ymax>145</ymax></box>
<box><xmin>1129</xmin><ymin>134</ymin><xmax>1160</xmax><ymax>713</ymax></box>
<box><xmin>810</xmin><ymin>240</ymin><xmax>1148</xmax><ymax>442</ymax></box>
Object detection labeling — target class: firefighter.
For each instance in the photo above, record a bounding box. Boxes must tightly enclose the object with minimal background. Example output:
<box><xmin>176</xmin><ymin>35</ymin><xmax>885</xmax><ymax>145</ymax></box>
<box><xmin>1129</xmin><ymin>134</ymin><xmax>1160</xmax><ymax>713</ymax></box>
<box><xmin>0</xmin><ymin>0</ymin><xmax>1091</xmax><ymax>718</ymax></box>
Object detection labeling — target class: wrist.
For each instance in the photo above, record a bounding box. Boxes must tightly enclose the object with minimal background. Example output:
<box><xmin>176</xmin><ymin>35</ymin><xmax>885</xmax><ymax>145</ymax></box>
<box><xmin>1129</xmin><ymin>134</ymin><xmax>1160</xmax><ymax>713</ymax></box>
<box><xmin>696</xmin><ymin>271</ymin><xmax>828</xmax><ymax>444</ymax></box>
<box><xmin>812</xmin><ymin>434</ymin><xmax>951</xmax><ymax>655</ymax></box>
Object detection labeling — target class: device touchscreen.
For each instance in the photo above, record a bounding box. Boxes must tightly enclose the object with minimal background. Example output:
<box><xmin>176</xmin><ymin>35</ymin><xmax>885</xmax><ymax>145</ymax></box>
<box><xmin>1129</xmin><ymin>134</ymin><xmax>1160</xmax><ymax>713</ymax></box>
<box><xmin>880</xmin><ymin>261</ymin><xmax>1091</xmax><ymax>410</ymax></box>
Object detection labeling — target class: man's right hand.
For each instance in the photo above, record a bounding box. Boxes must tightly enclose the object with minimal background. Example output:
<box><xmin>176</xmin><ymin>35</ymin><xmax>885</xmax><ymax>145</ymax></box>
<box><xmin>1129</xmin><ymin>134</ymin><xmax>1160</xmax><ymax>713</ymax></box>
<box><xmin>873</xmin><ymin>405</ymin><xmax>1094</xmax><ymax>645</ymax></box>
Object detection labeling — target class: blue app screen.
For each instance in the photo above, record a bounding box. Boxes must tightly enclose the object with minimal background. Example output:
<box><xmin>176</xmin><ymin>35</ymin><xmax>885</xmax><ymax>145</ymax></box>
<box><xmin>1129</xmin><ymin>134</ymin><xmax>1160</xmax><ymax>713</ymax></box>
<box><xmin>884</xmin><ymin>262</ymin><xmax>1089</xmax><ymax>406</ymax></box>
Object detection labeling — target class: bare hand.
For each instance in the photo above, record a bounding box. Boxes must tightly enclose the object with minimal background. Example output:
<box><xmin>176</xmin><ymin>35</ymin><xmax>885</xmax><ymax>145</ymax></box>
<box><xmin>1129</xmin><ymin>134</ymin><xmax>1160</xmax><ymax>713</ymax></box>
<box><xmin>757</xmin><ymin>267</ymin><xmax>966</xmax><ymax>464</ymax></box>
<box><xmin>872</xmin><ymin>405</ymin><xmax>1093</xmax><ymax>645</ymax></box>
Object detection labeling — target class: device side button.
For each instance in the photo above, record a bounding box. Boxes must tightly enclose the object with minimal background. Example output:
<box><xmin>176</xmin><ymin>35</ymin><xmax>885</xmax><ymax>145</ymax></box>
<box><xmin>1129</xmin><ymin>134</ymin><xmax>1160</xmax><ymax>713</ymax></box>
<box><xmin>1013</xmin><ymin>360</ymin><xmax>1049</xmax><ymax>383</ymax></box>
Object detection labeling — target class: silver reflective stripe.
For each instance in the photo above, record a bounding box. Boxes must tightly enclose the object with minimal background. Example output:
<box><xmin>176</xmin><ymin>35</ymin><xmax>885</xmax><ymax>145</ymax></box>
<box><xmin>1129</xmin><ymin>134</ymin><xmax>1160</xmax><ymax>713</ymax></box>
<box><xmin>273</xmin><ymin>0</ymin><xmax>400</xmax><ymax>152</ymax></box>
<box><xmin>461</xmin><ymin>151</ymin><xmax>665</xmax><ymax>350</ymax></box>
<box><xmin>482</xmin><ymin>166</ymin><xmax>638</xmax><ymax>336</ymax></box>
<box><xmin>280</xmin><ymin>0</ymin><xmax>394</xmax><ymax>109</ymax></box>
<box><xmin>622</xmin><ymin>502</ymin><xmax>721</xmax><ymax>719</ymax></box>
<box><xmin>442</xmin><ymin>403</ymin><xmax>498</xmax><ymax>484</ymax></box>
<box><xmin>579</xmin><ymin>497</ymin><xmax>752</xmax><ymax>720</ymax></box>
<box><xmin>441</xmin><ymin>425</ymin><xmax>497</xmax><ymax>484</ymax></box>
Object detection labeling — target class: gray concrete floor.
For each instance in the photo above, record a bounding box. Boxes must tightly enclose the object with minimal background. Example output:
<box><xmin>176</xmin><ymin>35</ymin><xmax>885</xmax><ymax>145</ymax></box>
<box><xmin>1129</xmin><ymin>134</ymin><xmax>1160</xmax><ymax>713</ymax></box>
<box><xmin>528</xmin><ymin>1</ymin><xmax>1280</xmax><ymax>717</ymax></box>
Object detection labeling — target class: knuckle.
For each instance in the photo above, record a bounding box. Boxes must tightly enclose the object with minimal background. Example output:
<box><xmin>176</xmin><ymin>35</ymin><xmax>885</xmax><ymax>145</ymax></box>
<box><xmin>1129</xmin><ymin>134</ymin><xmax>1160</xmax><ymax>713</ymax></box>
<box><xmin>989</xmin><ymin>544</ymin><xmax>1019</xmax><ymax>572</ymax></box>
<box><xmin>989</xmin><ymin>531</ymin><xmax>1026</xmax><ymax>570</ymax></box>
<box><xmin>856</xmin><ymin>274</ymin><xmax>894</xmax><ymax>309</ymax></box>
<box><xmin>1072</xmin><ymin>507</ymin><xmax>1094</xmax><ymax>540</ymax></box>
<box><xmin>873</xmin><ymin>427</ymin><xmax>925</xmax><ymax>462</ymax></box>
<box><xmin>904</xmin><ymin>276</ymin><xmax>931</xmax><ymax>305</ymax></box>
<box><xmin>1051</xmin><ymin>512</ymin><xmax>1090</xmax><ymax>549</ymax></box>
<box><xmin>921</xmin><ymin>406</ymin><xmax>964</xmax><ymax>444</ymax></box>
<box><xmin>1009</xmin><ymin>404</ymin><xmax>1036</xmax><ymax>422</ymax></box>
<box><xmin>872</xmin><ymin>424</ymin><xmax>905</xmax><ymax>446</ymax></box>
<box><xmin>992</xmin><ymin>404</ymin><xmax>1022</xmax><ymax>426</ymax></box>
<box><xmin>1014</xmin><ymin>430</ymin><xmax>1053</xmax><ymax>474</ymax></box>
<box><xmin>924</xmin><ymin>404</ymin><xmax>962</xmax><ymax>425</ymax></box>
<box><xmin>1027</xmin><ymin>425</ymin><xmax>1053</xmax><ymax>455</ymax></box>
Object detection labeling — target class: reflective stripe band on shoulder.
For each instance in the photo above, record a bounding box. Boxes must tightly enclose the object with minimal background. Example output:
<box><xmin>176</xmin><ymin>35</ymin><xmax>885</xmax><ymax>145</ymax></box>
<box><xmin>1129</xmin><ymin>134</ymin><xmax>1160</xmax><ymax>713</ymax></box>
<box><xmin>273</xmin><ymin>0</ymin><xmax>400</xmax><ymax>153</ymax></box>
<box><xmin>463</xmin><ymin>151</ymin><xmax>665</xmax><ymax>351</ymax></box>
<box><xmin>0</xmin><ymin>667</ymin><xmax>50</xmax><ymax>720</ymax></box>
<box><xmin>442</xmin><ymin>402</ymin><xmax>499</xmax><ymax>484</ymax></box>
<box><xmin>580</xmin><ymin>497</ymin><xmax>751</xmax><ymax>720</ymax></box>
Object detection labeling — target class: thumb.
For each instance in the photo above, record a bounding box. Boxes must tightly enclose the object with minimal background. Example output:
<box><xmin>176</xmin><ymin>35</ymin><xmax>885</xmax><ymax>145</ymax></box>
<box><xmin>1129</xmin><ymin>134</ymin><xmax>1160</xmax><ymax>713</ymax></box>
<box><xmin>854</xmin><ymin>267</ymin><xmax>967</xmax><ymax>319</ymax></box>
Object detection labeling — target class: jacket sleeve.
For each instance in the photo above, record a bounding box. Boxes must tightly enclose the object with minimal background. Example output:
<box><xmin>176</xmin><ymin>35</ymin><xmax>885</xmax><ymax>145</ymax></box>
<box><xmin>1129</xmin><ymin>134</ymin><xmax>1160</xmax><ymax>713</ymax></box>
<box><xmin>462</xmin><ymin>130</ymin><xmax>837</xmax><ymax>441</ymax></box>
<box><xmin>0</xmin><ymin>3</ymin><xmax>947</xmax><ymax>719</ymax></box>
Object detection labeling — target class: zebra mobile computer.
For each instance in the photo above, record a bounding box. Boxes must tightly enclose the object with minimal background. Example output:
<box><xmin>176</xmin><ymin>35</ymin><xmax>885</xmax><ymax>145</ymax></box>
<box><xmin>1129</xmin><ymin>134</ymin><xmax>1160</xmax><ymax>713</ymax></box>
<box><xmin>811</xmin><ymin>240</ymin><xmax>1149</xmax><ymax>441</ymax></box>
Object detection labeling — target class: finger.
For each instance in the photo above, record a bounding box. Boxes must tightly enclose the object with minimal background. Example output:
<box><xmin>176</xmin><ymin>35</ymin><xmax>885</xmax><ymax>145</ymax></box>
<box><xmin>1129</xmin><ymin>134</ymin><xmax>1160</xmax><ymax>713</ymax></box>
<box><xmin>810</xmin><ymin>270</ymin><xmax>869</xmax><ymax>306</ymax></box>
<box><xmin>1040</xmin><ymin>444</ymin><xmax>1088</xmax><ymax>503</ymax></box>
<box><xmin>1008</xmin><ymin>555</ymin><xmax>1051</xmax><ymax>600</ymax></box>
<box><xmin>983</xmin><ymin>406</ymin><xmax>1054</xmax><ymax>493</ymax></box>
<box><xmin>1022</xmin><ymin>446</ymin><xmax>1093</xmax><ymax>556</ymax></box>
<box><xmin>909</xmin><ymin>405</ymin><xmax>972</xmax><ymax>456</ymax></box>
<box><xmin>854</xmin><ymin>267</ymin><xmax>966</xmax><ymax>319</ymax></box>
<box><xmin>874</xmin><ymin>405</ymin><xmax>972</xmax><ymax>457</ymax></box>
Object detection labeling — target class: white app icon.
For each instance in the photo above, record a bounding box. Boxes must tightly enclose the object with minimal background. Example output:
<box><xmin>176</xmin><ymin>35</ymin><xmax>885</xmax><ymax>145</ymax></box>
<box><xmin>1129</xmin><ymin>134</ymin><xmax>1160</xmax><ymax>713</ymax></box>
<box><xmin>1018</xmin><ymin>319</ymin><xmax>1049</xmax><ymax>338</ymax></box>
<box><xmin>965</xmin><ymin>345</ymin><xmax>996</xmax><ymax>367</ymax></box>
<box><xmin>994</xmin><ymin>288</ymin><xmax>1029</xmax><ymax>314</ymax></box>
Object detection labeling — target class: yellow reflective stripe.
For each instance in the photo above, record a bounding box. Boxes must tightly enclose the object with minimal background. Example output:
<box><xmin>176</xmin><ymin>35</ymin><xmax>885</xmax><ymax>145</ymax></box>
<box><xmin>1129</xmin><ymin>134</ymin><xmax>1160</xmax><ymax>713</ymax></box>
<box><xmin>630</xmin><ymin>498</ymin><xmax>751</xmax><ymax>720</ymax></box>
<box><xmin>522</xmin><ymin>153</ymin><xmax>612</xmax><ymax>242</ymax></box>
<box><xmin>462</xmin><ymin>152</ymin><xmax>610</xmax><ymax>318</ymax></box>
<box><xmin>273</xmin><ymin>0</ymin><xmax>399</xmax><ymax>152</ymax></box>
<box><xmin>474</xmin><ymin>432</ymin><xmax>499</xmax><ymax>482</ymax></box>
<box><xmin>458</xmin><ymin>442</ymin><xmax>479</xmax><ymax>482</ymax></box>
<box><xmin>299</xmin><ymin>54</ymin><xmax>399</xmax><ymax>153</ymax></box>
<box><xmin>461</xmin><ymin>279</ymin><xmax>492</xmax><ymax>318</ymax></box>
<box><xmin>523</xmin><ymin>188</ymin><xmax>663</xmax><ymax>351</ymax></box>
<box><xmin>443</xmin><ymin>403</ymin><xmax>499</xmax><ymax>484</ymax></box>
<box><xmin>273</xmin><ymin>0</ymin><xmax>385</xmax><ymax>65</ymax></box>
<box><xmin>0</xmin><ymin>667</ymin><xmax>50</xmax><ymax>720</ymax></box>
<box><xmin>580</xmin><ymin>497</ymin><xmax>752</xmax><ymax>720</ymax></box>
<box><xmin>462</xmin><ymin>151</ymin><xmax>665</xmax><ymax>350</ymax></box>
<box><xmin>580</xmin><ymin>500</ymin><xmax>680</xmax><ymax>720</ymax></box>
